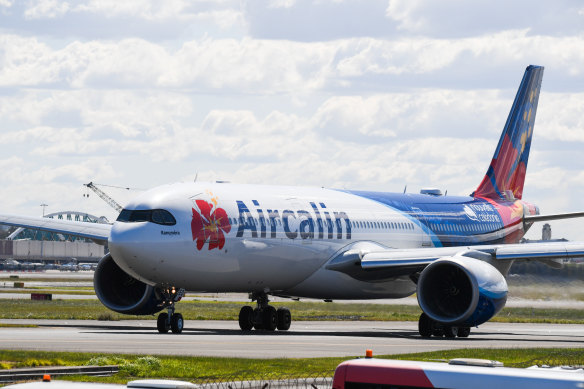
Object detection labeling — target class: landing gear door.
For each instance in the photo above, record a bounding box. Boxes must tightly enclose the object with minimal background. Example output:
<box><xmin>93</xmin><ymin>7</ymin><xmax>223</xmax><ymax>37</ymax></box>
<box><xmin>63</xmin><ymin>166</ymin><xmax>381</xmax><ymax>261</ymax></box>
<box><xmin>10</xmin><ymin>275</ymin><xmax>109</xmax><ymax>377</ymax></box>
<box><xmin>411</xmin><ymin>207</ymin><xmax>431</xmax><ymax>247</ymax></box>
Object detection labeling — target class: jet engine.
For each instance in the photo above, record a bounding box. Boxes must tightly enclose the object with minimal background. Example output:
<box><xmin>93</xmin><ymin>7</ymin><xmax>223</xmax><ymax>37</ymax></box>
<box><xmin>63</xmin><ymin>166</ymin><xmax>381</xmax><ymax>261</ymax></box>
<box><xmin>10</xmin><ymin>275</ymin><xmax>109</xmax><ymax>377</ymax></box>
<box><xmin>94</xmin><ymin>254</ymin><xmax>164</xmax><ymax>315</ymax></box>
<box><xmin>417</xmin><ymin>256</ymin><xmax>508</xmax><ymax>327</ymax></box>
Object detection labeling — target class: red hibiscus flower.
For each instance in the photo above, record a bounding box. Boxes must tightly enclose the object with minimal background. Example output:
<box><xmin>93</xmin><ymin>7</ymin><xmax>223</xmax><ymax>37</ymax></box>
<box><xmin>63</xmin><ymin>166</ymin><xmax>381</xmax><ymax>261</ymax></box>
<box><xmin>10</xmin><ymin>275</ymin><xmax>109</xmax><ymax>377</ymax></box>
<box><xmin>191</xmin><ymin>199</ymin><xmax>231</xmax><ymax>250</ymax></box>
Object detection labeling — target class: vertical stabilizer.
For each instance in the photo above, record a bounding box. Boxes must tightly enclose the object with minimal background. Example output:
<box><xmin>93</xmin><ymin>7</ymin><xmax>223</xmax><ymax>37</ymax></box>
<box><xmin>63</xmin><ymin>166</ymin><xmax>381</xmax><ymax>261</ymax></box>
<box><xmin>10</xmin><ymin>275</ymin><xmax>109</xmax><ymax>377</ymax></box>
<box><xmin>474</xmin><ymin>65</ymin><xmax>544</xmax><ymax>200</ymax></box>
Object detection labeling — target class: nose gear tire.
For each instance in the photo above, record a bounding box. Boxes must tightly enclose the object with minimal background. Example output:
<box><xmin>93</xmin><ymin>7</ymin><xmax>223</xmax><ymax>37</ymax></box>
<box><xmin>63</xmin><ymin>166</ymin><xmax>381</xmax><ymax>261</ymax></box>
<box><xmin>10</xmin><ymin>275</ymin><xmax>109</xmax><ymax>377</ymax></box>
<box><xmin>157</xmin><ymin>313</ymin><xmax>170</xmax><ymax>333</ymax></box>
<box><xmin>171</xmin><ymin>313</ymin><xmax>184</xmax><ymax>334</ymax></box>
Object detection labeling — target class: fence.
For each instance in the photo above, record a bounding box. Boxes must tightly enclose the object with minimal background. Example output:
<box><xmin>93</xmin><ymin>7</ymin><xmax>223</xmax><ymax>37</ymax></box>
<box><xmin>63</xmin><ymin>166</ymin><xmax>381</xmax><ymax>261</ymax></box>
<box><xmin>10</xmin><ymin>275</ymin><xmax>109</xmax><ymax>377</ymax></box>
<box><xmin>189</xmin><ymin>373</ymin><xmax>335</xmax><ymax>389</ymax></box>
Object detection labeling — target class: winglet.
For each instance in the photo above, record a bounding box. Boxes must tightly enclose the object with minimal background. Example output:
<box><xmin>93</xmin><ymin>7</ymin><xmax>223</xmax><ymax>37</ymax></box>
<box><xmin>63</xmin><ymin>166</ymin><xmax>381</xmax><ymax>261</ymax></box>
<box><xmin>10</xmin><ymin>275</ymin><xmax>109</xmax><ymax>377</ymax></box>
<box><xmin>474</xmin><ymin>65</ymin><xmax>544</xmax><ymax>200</ymax></box>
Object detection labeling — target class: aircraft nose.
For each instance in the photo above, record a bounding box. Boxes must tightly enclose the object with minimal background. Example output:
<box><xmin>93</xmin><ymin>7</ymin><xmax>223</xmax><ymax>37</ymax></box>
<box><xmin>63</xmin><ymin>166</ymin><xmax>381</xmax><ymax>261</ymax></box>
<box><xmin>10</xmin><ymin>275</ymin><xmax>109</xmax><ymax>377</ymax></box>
<box><xmin>108</xmin><ymin>222</ymin><xmax>155</xmax><ymax>279</ymax></box>
<box><xmin>108</xmin><ymin>218</ymin><xmax>189</xmax><ymax>284</ymax></box>
<box><xmin>110</xmin><ymin>221</ymin><xmax>145</xmax><ymax>251</ymax></box>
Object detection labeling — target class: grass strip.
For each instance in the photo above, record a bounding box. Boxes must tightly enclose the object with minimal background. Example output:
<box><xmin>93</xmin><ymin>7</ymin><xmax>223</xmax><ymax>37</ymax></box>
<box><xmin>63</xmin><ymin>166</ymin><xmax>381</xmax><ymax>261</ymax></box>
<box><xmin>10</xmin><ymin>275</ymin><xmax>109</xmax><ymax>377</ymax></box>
<box><xmin>0</xmin><ymin>348</ymin><xmax>582</xmax><ymax>384</ymax></box>
<box><xmin>0</xmin><ymin>323</ymin><xmax>37</xmax><ymax>328</ymax></box>
<box><xmin>0</xmin><ymin>290</ymin><xmax>95</xmax><ymax>295</ymax></box>
<box><xmin>0</xmin><ymin>284</ymin><xmax>92</xmax><ymax>289</ymax></box>
<box><xmin>0</xmin><ymin>277</ymin><xmax>92</xmax><ymax>283</ymax></box>
<box><xmin>0</xmin><ymin>299</ymin><xmax>582</xmax><ymax>323</ymax></box>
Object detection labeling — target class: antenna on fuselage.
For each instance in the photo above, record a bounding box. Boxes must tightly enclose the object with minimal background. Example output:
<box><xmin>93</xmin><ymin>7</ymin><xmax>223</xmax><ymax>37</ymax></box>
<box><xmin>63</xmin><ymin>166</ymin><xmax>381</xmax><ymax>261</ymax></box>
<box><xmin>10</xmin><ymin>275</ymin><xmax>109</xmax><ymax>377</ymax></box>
<box><xmin>445</xmin><ymin>190</ymin><xmax>448</xmax><ymax>196</ymax></box>
<box><xmin>194</xmin><ymin>172</ymin><xmax>198</xmax><ymax>182</ymax></box>
<box><xmin>403</xmin><ymin>185</ymin><xmax>407</xmax><ymax>193</ymax></box>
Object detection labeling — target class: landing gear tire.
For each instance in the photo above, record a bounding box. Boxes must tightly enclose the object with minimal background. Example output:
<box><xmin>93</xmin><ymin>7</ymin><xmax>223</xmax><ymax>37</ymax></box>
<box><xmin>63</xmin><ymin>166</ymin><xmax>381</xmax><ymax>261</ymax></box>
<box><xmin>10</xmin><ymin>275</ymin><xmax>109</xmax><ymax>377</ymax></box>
<box><xmin>276</xmin><ymin>307</ymin><xmax>291</xmax><ymax>331</ymax></box>
<box><xmin>458</xmin><ymin>327</ymin><xmax>471</xmax><ymax>338</ymax></box>
<box><xmin>157</xmin><ymin>312</ymin><xmax>170</xmax><ymax>333</ymax></box>
<box><xmin>253</xmin><ymin>308</ymin><xmax>264</xmax><ymax>330</ymax></box>
<box><xmin>418</xmin><ymin>313</ymin><xmax>433</xmax><ymax>338</ymax></box>
<box><xmin>170</xmin><ymin>313</ymin><xmax>184</xmax><ymax>334</ymax></box>
<box><xmin>241</xmin><ymin>292</ymin><xmax>293</xmax><ymax>332</ymax></box>
<box><xmin>238</xmin><ymin>306</ymin><xmax>254</xmax><ymax>331</ymax></box>
<box><xmin>444</xmin><ymin>326</ymin><xmax>458</xmax><ymax>338</ymax></box>
<box><xmin>262</xmin><ymin>305</ymin><xmax>277</xmax><ymax>331</ymax></box>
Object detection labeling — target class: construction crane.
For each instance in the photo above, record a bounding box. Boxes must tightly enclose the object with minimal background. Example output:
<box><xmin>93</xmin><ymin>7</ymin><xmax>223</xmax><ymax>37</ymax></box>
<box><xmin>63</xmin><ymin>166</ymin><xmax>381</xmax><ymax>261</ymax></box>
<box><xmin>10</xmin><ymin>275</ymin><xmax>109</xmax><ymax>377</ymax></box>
<box><xmin>83</xmin><ymin>182</ymin><xmax>123</xmax><ymax>213</ymax></box>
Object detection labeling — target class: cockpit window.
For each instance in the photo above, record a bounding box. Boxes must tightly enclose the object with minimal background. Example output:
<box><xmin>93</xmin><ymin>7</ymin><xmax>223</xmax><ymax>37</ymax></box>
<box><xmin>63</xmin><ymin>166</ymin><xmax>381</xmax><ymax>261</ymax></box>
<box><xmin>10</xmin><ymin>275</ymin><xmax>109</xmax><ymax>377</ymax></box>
<box><xmin>130</xmin><ymin>210</ymin><xmax>152</xmax><ymax>223</ymax></box>
<box><xmin>116</xmin><ymin>209</ymin><xmax>176</xmax><ymax>226</ymax></box>
<box><xmin>117</xmin><ymin>209</ymin><xmax>132</xmax><ymax>222</ymax></box>
<box><xmin>152</xmin><ymin>209</ymin><xmax>176</xmax><ymax>225</ymax></box>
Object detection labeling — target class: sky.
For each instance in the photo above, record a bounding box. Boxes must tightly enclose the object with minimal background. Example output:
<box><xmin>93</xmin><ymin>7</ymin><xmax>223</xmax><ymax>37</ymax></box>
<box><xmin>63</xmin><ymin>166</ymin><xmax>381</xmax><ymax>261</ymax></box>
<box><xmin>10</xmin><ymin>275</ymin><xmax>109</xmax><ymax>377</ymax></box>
<box><xmin>0</xmin><ymin>0</ymin><xmax>583</xmax><ymax>240</ymax></box>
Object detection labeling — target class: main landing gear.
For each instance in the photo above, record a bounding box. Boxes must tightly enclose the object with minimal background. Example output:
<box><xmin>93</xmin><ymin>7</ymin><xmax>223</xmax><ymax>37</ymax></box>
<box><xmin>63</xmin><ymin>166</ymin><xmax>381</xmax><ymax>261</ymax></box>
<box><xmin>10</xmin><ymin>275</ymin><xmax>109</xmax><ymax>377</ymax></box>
<box><xmin>418</xmin><ymin>313</ymin><xmax>471</xmax><ymax>338</ymax></box>
<box><xmin>156</xmin><ymin>286</ymin><xmax>185</xmax><ymax>334</ymax></box>
<box><xmin>238</xmin><ymin>292</ymin><xmax>291</xmax><ymax>332</ymax></box>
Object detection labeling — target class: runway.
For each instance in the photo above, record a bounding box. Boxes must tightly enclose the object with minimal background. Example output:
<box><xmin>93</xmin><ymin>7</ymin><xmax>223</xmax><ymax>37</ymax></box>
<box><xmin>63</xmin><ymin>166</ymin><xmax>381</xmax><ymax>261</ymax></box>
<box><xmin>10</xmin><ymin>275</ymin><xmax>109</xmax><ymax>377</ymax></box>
<box><xmin>1</xmin><ymin>320</ymin><xmax>582</xmax><ymax>358</ymax></box>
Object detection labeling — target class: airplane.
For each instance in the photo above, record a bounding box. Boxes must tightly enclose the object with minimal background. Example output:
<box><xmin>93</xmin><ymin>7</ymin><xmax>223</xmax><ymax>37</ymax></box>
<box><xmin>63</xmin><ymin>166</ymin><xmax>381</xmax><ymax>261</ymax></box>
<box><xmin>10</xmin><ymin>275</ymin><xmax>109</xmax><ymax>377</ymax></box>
<box><xmin>1</xmin><ymin>65</ymin><xmax>583</xmax><ymax>338</ymax></box>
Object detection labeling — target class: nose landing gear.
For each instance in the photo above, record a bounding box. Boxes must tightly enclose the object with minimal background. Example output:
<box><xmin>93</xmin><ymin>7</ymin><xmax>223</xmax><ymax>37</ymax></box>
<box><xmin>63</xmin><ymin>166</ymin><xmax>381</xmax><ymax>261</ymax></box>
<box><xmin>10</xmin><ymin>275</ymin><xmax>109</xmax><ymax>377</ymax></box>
<box><xmin>156</xmin><ymin>286</ymin><xmax>185</xmax><ymax>334</ymax></box>
<box><xmin>238</xmin><ymin>291</ymin><xmax>291</xmax><ymax>332</ymax></box>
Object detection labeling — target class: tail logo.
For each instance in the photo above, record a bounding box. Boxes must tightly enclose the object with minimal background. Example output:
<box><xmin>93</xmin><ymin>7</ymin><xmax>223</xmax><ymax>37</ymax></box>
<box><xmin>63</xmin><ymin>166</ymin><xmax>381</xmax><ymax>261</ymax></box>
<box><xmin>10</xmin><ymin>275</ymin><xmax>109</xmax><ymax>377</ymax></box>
<box><xmin>474</xmin><ymin>66</ymin><xmax>544</xmax><ymax>200</ymax></box>
<box><xmin>463</xmin><ymin>205</ymin><xmax>479</xmax><ymax>221</ymax></box>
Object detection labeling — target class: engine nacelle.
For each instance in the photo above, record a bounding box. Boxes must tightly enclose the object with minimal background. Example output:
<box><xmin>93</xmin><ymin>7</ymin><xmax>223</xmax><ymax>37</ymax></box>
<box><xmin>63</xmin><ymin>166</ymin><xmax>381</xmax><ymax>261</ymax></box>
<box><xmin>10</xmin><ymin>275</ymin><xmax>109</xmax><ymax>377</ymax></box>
<box><xmin>94</xmin><ymin>254</ymin><xmax>164</xmax><ymax>315</ymax></box>
<box><xmin>417</xmin><ymin>256</ymin><xmax>508</xmax><ymax>327</ymax></box>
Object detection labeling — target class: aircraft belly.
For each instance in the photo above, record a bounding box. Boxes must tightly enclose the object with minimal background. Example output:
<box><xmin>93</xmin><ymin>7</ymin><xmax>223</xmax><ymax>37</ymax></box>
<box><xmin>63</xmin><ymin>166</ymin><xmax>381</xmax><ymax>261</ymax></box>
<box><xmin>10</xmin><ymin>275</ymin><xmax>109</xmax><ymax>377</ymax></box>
<box><xmin>178</xmin><ymin>239</ymin><xmax>339</xmax><ymax>292</ymax></box>
<box><xmin>283</xmin><ymin>267</ymin><xmax>416</xmax><ymax>300</ymax></box>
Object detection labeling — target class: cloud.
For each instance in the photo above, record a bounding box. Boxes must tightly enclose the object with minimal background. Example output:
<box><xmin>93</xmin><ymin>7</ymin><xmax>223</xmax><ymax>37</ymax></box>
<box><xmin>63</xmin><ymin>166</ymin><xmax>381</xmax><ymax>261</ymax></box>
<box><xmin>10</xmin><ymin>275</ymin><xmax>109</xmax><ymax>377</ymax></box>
<box><xmin>0</xmin><ymin>1</ymin><xmax>245</xmax><ymax>41</ymax></box>
<box><xmin>24</xmin><ymin>0</ymin><xmax>70</xmax><ymax>20</ymax></box>
<box><xmin>385</xmin><ymin>0</ymin><xmax>584</xmax><ymax>38</ymax></box>
<box><xmin>537</xmin><ymin>92</ymin><xmax>584</xmax><ymax>142</ymax></box>
<box><xmin>0</xmin><ymin>156</ymin><xmax>118</xmax><ymax>215</ymax></box>
<box><xmin>243</xmin><ymin>0</ymin><xmax>393</xmax><ymax>41</ymax></box>
<box><xmin>1</xmin><ymin>32</ymin><xmax>584</xmax><ymax>95</ymax></box>
<box><xmin>13</xmin><ymin>0</ymin><xmax>243</xmax><ymax>22</ymax></box>
<box><xmin>242</xmin><ymin>0</ymin><xmax>584</xmax><ymax>41</ymax></box>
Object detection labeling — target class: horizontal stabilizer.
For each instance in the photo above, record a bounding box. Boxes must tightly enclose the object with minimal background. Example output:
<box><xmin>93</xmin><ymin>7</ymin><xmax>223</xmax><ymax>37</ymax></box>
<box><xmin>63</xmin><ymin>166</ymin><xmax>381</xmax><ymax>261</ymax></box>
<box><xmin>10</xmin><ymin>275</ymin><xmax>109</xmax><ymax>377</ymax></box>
<box><xmin>524</xmin><ymin>211</ymin><xmax>584</xmax><ymax>223</ymax></box>
<box><xmin>0</xmin><ymin>214</ymin><xmax>111</xmax><ymax>244</ymax></box>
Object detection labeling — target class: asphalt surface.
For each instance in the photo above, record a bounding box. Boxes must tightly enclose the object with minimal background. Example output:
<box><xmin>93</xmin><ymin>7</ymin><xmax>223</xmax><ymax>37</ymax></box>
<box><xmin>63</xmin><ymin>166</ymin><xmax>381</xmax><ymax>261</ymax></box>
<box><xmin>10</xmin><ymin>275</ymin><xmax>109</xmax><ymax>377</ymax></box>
<box><xmin>0</xmin><ymin>319</ymin><xmax>582</xmax><ymax>358</ymax></box>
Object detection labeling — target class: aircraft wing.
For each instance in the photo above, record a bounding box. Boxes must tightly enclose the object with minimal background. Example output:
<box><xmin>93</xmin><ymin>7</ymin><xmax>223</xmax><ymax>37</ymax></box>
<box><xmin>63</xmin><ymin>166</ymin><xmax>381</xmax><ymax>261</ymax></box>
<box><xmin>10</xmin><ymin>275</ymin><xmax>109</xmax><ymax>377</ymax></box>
<box><xmin>0</xmin><ymin>214</ymin><xmax>111</xmax><ymax>244</ymax></box>
<box><xmin>326</xmin><ymin>241</ymin><xmax>584</xmax><ymax>281</ymax></box>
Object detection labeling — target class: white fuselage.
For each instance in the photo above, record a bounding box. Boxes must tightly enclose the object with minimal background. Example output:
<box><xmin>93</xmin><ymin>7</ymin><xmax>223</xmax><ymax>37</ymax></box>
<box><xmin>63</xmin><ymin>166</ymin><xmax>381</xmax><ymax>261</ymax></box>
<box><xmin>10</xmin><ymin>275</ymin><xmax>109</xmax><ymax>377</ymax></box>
<box><xmin>108</xmin><ymin>182</ymin><xmax>431</xmax><ymax>300</ymax></box>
